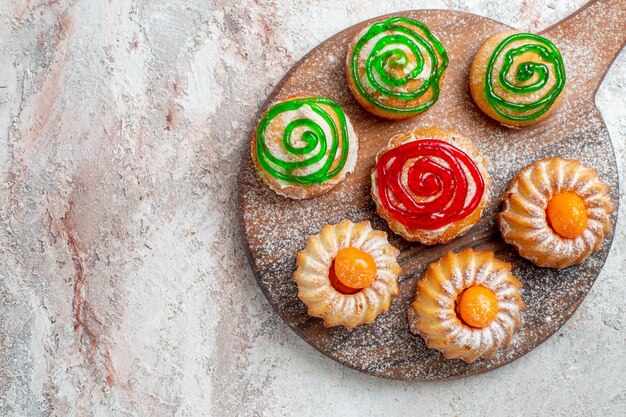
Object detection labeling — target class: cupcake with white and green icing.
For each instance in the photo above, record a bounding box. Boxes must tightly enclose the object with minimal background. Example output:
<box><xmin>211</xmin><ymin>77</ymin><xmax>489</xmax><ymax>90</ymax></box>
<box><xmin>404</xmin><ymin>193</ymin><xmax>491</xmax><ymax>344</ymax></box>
<box><xmin>251</xmin><ymin>96</ymin><xmax>359</xmax><ymax>199</ymax></box>
<box><xmin>346</xmin><ymin>16</ymin><xmax>448</xmax><ymax>119</ymax></box>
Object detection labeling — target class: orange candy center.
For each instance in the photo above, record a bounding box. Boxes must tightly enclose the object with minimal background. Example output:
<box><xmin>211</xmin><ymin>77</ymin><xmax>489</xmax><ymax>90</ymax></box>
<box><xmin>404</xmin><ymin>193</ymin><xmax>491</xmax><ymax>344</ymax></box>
<box><xmin>330</xmin><ymin>247</ymin><xmax>377</xmax><ymax>294</ymax></box>
<box><xmin>546</xmin><ymin>192</ymin><xmax>588</xmax><ymax>239</ymax></box>
<box><xmin>456</xmin><ymin>286</ymin><xmax>499</xmax><ymax>328</ymax></box>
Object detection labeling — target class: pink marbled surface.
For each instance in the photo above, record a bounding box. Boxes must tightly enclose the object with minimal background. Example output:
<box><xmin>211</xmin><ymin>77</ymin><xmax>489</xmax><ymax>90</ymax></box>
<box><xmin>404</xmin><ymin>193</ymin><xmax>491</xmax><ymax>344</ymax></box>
<box><xmin>0</xmin><ymin>0</ymin><xmax>624</xmax><ymax>416</ymax></box>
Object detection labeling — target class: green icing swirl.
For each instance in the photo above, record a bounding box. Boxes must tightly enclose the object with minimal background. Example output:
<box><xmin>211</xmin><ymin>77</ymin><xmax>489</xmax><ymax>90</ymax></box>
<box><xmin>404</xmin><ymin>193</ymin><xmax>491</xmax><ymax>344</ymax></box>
<box><xmin>484</xmin><ymin>32</ymin><xmax>566</xmax><ymax>122</ymax></box>
<box><xmin>256</xmin><ymin>97</ymin><xmax>350</xmax><ymax>185</ymax></box>
<box><xmin>349</xmin><ymin>17</ymin><xmax>448</xmax><ymax>115</ymax></box>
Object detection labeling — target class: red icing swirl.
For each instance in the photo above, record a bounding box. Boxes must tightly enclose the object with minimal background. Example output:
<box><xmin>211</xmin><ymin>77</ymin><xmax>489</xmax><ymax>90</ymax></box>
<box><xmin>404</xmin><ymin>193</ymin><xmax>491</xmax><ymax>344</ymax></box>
<box><xmin>375</xmin><ymin>139</ymin><xmax>485</xmax><ymax>230</ymax></box>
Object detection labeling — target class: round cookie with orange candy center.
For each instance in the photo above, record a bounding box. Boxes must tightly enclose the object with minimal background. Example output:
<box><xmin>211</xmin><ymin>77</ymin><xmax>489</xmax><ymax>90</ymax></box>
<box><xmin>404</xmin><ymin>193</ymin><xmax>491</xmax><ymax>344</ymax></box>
<box><xmin>294</xmin><ymin>219</ymin><xmax>402</xmax><ymax>329</ymax></box>
<box><xmin>407</xmin><ymin>248</ymin><xmax>525</xmax><ymax>363</ymax></box>
<box><xmin>499</xmin><ymin>157</ymin><xmax>614</xmax><ymax>269</ymax></box>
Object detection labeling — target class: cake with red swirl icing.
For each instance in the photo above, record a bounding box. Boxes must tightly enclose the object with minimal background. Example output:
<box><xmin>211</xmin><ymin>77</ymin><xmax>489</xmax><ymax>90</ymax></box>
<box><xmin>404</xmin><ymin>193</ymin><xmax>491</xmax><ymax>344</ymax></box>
<box><xmin>371</xmin><ymin>127</ymin><xmax>492</xmax><ymax>245</ymax></box>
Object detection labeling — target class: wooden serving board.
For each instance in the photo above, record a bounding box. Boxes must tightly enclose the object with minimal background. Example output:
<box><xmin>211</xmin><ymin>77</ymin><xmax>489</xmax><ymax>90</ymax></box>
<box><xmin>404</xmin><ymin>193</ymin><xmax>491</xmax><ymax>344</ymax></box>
<box><xmin>238</xmin><ymin>0</ymin><xmax>625</xmax><ymax>380</ymax></box>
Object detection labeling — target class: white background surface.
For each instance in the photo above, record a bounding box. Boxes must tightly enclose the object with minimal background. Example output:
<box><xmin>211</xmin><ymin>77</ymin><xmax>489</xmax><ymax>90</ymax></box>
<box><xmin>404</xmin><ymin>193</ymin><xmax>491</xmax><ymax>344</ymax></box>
<box><xmin>0</xmin><ymin>0</ymin><xmax>624</xmax><ymax>416</ymax></box>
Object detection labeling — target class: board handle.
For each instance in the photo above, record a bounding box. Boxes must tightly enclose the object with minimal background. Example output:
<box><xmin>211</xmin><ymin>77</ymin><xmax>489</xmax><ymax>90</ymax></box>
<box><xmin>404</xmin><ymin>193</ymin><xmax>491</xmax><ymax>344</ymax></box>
<box><xmin>541</xmin><ymin>0</ymin><xmax>626</xmax><ymax>96</ymax></box>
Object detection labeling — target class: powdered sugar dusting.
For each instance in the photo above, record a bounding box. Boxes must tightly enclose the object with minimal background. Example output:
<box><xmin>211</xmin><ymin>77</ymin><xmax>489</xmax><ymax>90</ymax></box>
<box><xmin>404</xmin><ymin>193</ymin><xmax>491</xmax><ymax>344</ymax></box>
<box><xmin>408</xmin><ymin>249</ymin><xmax>524</xmax><ymax>362</ymax></box>
<box><xmin>239</xmin><ymin>8</ymin><xmax>620</xmax><ymax>380</ymax></box>
<box><xmin>500</xmin><ymin>158</ymin><xmax>614</xmax><ymax>267</ymax></box>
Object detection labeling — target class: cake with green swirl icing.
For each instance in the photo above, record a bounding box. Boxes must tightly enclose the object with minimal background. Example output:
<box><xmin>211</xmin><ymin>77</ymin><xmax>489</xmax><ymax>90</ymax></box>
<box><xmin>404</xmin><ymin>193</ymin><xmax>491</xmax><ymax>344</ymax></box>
<box><xmin>345</xmin><ymin>17</ymin><xmax>448</xmax><ymax>119</ymax></box>
<box><xmin>470</xmin><ymin>30</ymin><xmax>566</xmax><ymax>127</ymax></box>
<box><xmin>251</xmin><ymin>96</ymin><xmax>359</xmax><ymax>199</ymax></box>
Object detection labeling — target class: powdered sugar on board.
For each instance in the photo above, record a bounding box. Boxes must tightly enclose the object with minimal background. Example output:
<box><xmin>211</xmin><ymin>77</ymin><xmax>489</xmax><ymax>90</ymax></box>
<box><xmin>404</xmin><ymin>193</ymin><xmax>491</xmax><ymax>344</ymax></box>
<box><xmin>238</xmin><ymin>9</ymin><xmax>620</xmax><ymax>380</ymax></box>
